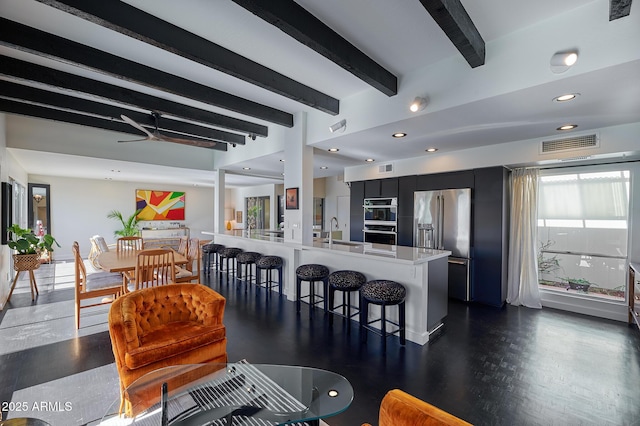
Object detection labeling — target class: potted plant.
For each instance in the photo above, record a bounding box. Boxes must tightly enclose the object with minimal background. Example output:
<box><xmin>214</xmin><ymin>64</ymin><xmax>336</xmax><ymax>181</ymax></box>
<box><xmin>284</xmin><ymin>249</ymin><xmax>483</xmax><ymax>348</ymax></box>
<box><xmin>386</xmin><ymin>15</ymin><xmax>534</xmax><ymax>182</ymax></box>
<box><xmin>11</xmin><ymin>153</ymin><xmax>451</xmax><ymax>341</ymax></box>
<box><xmin>565</xmin><ymin>277</ymin><xmax>592</xmax><ymax>293</ymax></box>
<box><xmin>7</xmin><ymin>224</ymin><xmax>60</xmax><ymax>270</ymax></box>
<box><xmin>247</xmin><ymin>204</ymin><xmax>261</xmax><ymax>232</ymax></box>
<box><xmin>107</xmin><ymin>209</ymin><xmax>142</xmax><ymax>238</ymax></box>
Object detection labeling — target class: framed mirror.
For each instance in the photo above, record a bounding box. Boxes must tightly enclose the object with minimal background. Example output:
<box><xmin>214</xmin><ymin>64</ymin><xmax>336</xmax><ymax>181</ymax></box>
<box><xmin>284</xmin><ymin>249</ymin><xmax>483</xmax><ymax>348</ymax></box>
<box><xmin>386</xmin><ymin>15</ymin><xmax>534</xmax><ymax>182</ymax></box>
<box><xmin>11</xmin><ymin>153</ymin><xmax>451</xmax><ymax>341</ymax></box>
<box><xmin>28</xmin><ymin>183</ymin><xmax>50</xmax><ymax>236</ymax></box>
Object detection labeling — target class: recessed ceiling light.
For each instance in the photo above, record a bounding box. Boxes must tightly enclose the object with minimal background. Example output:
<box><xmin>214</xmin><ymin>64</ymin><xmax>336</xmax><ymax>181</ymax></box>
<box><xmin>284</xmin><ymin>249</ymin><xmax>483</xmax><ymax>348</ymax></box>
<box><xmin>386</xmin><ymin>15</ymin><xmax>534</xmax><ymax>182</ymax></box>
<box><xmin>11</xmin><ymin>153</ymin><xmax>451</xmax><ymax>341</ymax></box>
<box><xmin>279</xmin><ymin>159</ymin><xmax>285</xmax><ymax>162</ymax></box>
<box><xmin>426</xmin><ymin>148</ymin><xmax>438</xmax><ymax>153</ymax></box>
<box><xmin>320</xmin><ymin>166</ymin><xmax>328</xmax><ymax>169</ymax></box>
<box><xmin>111</xmin><ymin>169</ymin><xmax>120</xmax><ymax>173</ymax></box>
<box><xmin>365</xmin><ymin>158</ymin><xmax>375</xmax><ymax>162</ymax></box>
<box><xmin>328</xmin><ymin>148</ymin><xmax>339</xmax><ymax>152</ymax></box>
<box><xmin>553</xmin><ymin>93</ymin><xmax>579</xmax><ymax>102</ymax></box>
<box><xmin>392</xmin><ymin>132</ymin><xmax>407</xmax><ymax>138</ymax></box>
<box><xmin>243</xmin><ymin>167</ymin><xmax>251</xmax><ymax>170</ymax></box>
<box><xmin>557</xmin><ymin>124</ymin><xmax>578</xmax><ymax>131</ymax></box>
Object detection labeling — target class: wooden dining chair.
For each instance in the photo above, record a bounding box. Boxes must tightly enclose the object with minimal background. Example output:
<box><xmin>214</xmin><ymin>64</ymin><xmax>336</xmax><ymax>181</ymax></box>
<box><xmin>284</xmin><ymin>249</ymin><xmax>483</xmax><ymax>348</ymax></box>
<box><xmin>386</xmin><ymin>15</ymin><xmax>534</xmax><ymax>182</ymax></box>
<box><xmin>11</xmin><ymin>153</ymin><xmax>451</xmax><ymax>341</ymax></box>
<box><xmin>117</xmin><ymin>236</ymin><xmax>144</xmax><ymax>252</ymax></box>
<box><xmin>123</xmin><ymin>248</ymin><xmax>176</xmax><ymax>292</ymax></box>
<box><xmin>73</xmin><ymin>241</ymin><xmax>122</xmax><ymax>329</ymax></box>
<box><xmin>176</xmin><ymin>236</ymin><xmax>189</xmax><ymax>257</ymax></box>
<box><xmin>175</xmin><ymin>238</ymin><xmax>201</xmax><ymax>283</ymax></box>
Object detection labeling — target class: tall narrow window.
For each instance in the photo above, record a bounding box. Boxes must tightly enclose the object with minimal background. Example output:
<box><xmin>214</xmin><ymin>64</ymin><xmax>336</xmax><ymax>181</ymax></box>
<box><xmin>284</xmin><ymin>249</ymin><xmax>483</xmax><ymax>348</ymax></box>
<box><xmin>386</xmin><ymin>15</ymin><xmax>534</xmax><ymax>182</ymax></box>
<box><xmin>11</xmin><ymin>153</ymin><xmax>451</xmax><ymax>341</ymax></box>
<box><xmin>538</xmin><ymin>169</ymin><xmax>630</xmax><ymax>301</ymax></box>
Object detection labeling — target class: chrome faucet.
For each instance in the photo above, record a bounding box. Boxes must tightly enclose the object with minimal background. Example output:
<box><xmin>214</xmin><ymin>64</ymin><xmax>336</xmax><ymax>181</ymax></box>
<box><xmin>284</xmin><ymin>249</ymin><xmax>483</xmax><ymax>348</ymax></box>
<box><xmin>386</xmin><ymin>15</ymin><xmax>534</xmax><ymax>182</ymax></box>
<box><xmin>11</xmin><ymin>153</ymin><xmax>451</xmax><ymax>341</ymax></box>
<box><xmin>329</xmin><ymin>217</ymin><xmax>339</xmax><ymax>245</ymax></box>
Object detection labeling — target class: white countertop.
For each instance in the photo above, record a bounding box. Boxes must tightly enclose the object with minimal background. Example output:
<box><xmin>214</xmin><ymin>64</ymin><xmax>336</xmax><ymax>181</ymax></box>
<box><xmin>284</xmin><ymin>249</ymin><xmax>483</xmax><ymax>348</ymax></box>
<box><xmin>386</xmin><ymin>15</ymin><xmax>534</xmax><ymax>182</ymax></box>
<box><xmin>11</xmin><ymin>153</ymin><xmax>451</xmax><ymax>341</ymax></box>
<box><xmin>208</xmin><ymin>230</ymin><xmax>450</xmax><ymax>265</ymax></box>
<box><xmin>308</xmin><ymin>240</ymin><xmax>450</xmax><ymax>265</ymax></box>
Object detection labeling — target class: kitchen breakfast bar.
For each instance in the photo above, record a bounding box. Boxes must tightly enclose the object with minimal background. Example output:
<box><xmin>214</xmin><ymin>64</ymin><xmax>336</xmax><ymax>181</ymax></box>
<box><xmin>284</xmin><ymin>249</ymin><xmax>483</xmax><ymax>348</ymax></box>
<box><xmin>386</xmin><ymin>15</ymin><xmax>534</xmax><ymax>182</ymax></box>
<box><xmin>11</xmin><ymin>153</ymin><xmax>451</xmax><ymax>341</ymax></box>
<box><xmin>207</xmin><ymin>231</ymin><xmax>451</xmax><ymax>345</ymax></box>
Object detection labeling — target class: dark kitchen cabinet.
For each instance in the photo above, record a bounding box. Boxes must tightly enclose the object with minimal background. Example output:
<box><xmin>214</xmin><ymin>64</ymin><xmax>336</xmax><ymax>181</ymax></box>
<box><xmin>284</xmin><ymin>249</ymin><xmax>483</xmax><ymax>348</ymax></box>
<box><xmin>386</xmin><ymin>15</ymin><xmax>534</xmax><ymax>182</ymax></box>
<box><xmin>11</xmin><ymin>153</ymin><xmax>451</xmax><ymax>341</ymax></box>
<box><xmin>472</xmin><ymin>166</ymin><xmax>509</xmax><ymax>307</ymax></box>
<box><xmin>397</xmin><ymin>175</ymin><xmax>416</xmax><ymax>217</ymax></box>
<box><xmin>364</xmin><ymin>180</ymin><xmax>381</xmax><ymax>198</ymax></box>
<box><xmin>380</xmin><ymin>178</ymin><xmax>398</xmax><ymax>198</ymax></box>
<box><xmin>416</xmin><ymin>170</ymin><xmax>474</xmax><ymax>191</ymax></box>
<box><xmin>350</xmin><ymin>181</ymin><xmax>365</xmax><ymax>242</ymax></box>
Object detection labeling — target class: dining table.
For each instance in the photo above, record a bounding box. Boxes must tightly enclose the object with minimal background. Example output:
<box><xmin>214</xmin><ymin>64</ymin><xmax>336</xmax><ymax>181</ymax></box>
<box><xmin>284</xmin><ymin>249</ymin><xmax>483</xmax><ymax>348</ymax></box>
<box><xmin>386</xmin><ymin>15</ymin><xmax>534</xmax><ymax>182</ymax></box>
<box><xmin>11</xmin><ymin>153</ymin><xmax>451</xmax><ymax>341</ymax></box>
<box><xmin>96</xmin><ymin>249</ymin><xmax>189</xmax><ymax>274</ymax></box>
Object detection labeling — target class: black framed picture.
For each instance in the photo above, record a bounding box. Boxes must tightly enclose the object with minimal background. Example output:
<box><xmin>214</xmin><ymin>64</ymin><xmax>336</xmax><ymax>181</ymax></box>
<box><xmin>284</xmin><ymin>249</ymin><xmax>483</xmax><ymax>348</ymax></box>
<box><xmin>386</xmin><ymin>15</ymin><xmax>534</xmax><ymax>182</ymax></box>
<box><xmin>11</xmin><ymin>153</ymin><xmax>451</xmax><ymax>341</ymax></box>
<box><xmin>285</xmin><ymin>187</ymin><xmax>299</xmax><ymax>210</ymax></box>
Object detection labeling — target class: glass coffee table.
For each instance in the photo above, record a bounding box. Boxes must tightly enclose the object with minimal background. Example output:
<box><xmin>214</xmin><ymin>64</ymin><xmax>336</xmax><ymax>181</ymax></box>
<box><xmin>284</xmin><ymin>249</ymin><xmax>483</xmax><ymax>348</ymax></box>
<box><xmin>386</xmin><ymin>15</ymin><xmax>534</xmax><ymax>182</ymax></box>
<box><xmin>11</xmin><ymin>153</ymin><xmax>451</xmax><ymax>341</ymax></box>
<box><xmin>100</xmin><ymin>362</ymin><xmax>353</xmax><ymax>425</ymax></box>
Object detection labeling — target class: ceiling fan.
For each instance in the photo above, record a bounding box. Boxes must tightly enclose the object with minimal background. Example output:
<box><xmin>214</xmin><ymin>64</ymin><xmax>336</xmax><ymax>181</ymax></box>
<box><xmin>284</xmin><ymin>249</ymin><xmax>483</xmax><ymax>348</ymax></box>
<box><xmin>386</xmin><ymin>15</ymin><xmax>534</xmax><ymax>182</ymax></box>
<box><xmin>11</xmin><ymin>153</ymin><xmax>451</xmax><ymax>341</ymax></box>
<box><xmin>119</xmin><ymin>112</ymin><xmax>218</xmax><ymax>148</ymax></box>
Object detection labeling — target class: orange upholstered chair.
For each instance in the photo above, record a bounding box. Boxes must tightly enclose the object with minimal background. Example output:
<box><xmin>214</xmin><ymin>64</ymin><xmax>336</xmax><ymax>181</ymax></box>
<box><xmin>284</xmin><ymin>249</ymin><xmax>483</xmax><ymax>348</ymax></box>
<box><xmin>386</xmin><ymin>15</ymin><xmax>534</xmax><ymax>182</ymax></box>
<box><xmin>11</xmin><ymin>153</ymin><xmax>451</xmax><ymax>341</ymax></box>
<box><xmin>363</xmin><ymin>389</ymin><xmax>472</xmax><ymax>426</ymax></box>
<box><xmin>108</xmin><ymin>283</ymin><xmax>227</xmax><ymax>415</ymax></box>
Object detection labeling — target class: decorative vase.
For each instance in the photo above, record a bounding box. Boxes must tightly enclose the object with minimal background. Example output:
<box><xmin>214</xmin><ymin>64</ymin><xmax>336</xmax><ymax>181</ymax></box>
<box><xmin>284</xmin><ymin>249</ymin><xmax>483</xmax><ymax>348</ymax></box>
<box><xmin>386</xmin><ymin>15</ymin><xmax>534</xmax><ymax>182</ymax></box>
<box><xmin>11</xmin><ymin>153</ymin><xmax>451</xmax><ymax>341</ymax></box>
<box><xmin>12</xmin><ymin>253</ymin><xmax>42</xmax><ymax>272</ymax></box>
<box><xmin>226</xmin><ymin>221</ymin><xmax>232</xmax><ymax>231</ymax></box>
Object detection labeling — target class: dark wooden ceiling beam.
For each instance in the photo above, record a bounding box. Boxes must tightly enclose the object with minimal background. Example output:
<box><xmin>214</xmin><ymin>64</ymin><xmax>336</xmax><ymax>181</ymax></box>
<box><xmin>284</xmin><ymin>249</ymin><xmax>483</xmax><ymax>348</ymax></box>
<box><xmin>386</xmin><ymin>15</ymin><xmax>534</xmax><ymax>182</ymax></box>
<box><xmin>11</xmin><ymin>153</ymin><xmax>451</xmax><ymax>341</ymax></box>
<box><xmin>418</xmin><ymin>0</ymin><xmax>485</xmax><ymax>68</ymax></box>
<box><xmin>0</xmin><ymin>98</ymin><xmax>228</xmax><ymax>151</ymax></box>
<box><xmin>0</xmin><ymin>56</ymin><xmax>264</xmax><ymax>139</ymax></box>
<box><xmin>230</xmin><ymin>0</ymin><xmax>398</xmax><ymax>97</ymax></box>
<box><xmin>0</xmin><ymin>80</ymin><xmax>245</xmax><ymax>145</ymax></box>
<box><xmin>610</xmin><ymin>0</ymin><xmax>633</xmax><ymax>20</ymax></box>
<box><xmin>0</xmin><ymin>17</ymin><xmax>293</xmax><ymax>127</ymax></box>
<box><xmin>36</xmin><ymin>0</ymin><xmax>340</xmax><ymax>115</ymax></box>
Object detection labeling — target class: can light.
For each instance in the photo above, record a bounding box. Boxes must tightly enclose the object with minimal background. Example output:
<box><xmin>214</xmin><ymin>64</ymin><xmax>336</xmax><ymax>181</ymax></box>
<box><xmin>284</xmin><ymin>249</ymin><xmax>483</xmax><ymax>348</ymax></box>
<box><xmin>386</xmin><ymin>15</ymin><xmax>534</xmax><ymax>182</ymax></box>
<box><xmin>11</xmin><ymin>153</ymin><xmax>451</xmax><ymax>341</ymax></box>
<box><xmin>392</xmin><ymin>132</ymin><xmax>407</xmax><ymax>138</ymax></box>
<box><xmin>557</xmin><ymin>124</ymin><xmax>578</xmax><ymax>131</ymax></box>
<box><xmin>553</xmin><ymin>93</ymin><xmax>580</xmax><ymax>102</ymax></box>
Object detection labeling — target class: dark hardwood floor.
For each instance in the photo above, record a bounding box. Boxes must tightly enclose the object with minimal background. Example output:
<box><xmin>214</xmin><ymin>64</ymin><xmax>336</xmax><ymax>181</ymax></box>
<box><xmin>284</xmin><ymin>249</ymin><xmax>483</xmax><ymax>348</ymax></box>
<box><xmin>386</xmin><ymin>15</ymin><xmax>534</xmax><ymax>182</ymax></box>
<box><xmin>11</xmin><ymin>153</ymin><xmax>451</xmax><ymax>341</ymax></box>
<box><xmin>1</xmin><ymin>262</ymin><xmax>640</xmax><ymax>425</ymax></box>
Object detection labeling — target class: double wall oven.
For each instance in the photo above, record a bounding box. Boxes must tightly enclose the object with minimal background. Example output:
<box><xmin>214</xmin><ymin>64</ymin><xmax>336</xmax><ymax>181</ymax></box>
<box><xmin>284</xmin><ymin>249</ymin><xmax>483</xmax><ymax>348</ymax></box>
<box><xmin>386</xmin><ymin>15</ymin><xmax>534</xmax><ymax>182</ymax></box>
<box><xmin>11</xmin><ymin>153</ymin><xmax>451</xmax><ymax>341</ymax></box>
<box><xmin>363</xmin><ymin>197</ymin><xmax>397</xmax><ymax>245</ymax></box>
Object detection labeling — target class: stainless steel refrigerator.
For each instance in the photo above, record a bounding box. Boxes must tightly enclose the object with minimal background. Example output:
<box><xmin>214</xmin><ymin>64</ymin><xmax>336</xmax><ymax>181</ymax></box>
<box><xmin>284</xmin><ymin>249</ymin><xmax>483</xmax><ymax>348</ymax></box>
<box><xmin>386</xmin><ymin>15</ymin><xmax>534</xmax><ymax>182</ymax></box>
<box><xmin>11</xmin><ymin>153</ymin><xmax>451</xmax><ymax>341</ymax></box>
<box><xmin>414</xmin><ymin>188</ymin><xmax>472</xmax><ymax>301</ymax></box>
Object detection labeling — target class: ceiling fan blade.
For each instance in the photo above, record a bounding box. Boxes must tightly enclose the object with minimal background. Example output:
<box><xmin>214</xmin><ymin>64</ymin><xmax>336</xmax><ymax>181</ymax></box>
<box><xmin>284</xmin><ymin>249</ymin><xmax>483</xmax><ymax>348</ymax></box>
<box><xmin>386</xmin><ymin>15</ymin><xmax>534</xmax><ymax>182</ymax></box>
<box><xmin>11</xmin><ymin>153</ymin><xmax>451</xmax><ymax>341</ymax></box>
<box><xmin>117</xmin><ymin>137</ymin><xmax>151</xmax><ymax>143</ymax></box>
<box><xmin>121</xmin><ymin>114</ymin><xmax>154</xmax><ymax>138</ymax></box>
<box><xmin>157</xmin><ymin>134</ymin><xmax>218</xmax><ymax>148</ymax></box>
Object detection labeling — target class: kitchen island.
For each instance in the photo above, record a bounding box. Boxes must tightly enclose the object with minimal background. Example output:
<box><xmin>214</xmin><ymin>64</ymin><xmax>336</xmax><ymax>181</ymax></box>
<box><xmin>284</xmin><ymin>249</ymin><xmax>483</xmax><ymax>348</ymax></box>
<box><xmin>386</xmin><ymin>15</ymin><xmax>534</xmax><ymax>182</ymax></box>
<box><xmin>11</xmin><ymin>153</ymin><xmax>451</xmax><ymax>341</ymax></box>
<box><xmin>207</xmin><ymin>231</ymin><xmax>451</xmax><ymax>345</ymax></box>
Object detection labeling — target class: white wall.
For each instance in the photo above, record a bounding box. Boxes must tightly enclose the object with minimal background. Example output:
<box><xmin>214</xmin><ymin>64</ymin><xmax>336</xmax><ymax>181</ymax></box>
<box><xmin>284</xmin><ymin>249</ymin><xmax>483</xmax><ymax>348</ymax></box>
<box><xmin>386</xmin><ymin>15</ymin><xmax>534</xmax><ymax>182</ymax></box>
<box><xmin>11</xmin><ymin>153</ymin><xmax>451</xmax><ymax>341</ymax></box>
<box><xmin>0</xmin><ymin>114</ymin><xmax>8</xmax><ymax>309</ymax></box>
<box><xmin>27</xmin><ymin>175</ymin><xmax>215</xmax><ymax>261</ymax></box>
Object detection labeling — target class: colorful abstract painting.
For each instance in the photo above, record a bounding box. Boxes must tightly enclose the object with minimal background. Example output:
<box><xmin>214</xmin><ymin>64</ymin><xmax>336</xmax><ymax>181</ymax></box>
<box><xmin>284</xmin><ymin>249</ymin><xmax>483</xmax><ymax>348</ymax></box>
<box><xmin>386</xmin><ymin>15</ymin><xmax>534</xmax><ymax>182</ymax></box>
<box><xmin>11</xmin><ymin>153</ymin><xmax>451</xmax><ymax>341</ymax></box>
<box><xmin>136</xmin><ymin>190</ymin><xmax>185</xmax><ymax>221</ymax></box>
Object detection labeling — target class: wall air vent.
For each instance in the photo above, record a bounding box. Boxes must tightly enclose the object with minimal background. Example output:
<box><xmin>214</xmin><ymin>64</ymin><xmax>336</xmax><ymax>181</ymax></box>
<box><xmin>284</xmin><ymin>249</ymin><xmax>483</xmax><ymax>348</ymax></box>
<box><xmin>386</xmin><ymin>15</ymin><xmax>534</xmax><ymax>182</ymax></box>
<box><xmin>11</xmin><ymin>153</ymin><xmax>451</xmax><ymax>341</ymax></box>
<box><xmin>539</xmin><ymin>134</ymin><xmax>599</xmax><ymax>154</ymax></box>
<box><xmin>560</xmin><ymin>156</ymin><xmax>592</xmax><ymax>162</ymax></box>
<box><xmin>378</xmin><ymin>164</ymin><xmax>393</xmax><ymax>173</ymax></box>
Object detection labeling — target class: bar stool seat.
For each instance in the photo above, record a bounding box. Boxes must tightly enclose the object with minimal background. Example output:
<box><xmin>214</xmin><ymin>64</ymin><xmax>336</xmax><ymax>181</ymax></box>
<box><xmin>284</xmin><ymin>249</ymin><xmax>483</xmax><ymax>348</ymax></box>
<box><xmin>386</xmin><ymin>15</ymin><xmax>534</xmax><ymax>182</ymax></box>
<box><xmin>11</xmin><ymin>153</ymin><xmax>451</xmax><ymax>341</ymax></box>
<box><xmin>236</xmin><ymin>251</ymin><xmax>262</xmax><ymax>287</ymax></box>
<box><xmin>219</xmin><ymin>247</ymin><xmax>243</xmax><ymax>281</ymax></box>
<box><xmin>295</xmin><ymin>264</ymin><xmax>330</xmax><ymax>316</ymax></box>
<box><xmin>328</xmin><ymin>270</ymin><xmax>366</xmax><ymax>325</ymax></box>
<box><xmin>202</xmin><ymin>243</ymin><xmax>224</xmax><ymax>275</ymax></box>
<box><xmin>360</xmin><ymin>280</ymin><xmax>407</xmax><ymax>350</ymax></box>
<box><xmin>256</xmin><ymin>255</ymin><xmax>284</xmax><ymax>296</ymax></box>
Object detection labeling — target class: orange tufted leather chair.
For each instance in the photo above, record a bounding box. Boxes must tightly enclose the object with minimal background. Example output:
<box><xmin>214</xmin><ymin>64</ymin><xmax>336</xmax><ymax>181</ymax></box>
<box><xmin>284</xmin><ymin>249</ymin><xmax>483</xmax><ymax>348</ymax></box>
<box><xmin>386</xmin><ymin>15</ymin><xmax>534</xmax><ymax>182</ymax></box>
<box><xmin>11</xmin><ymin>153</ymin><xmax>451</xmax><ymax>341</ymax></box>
<box><xmin>108</xmin><ymin>283</ymin><xmax>227</xmax><ymax>415</ymax></box>
<box><xmin>362</xmin><ymin>389</ymin><xmax>472</xmax><ymax>426</ymax></box>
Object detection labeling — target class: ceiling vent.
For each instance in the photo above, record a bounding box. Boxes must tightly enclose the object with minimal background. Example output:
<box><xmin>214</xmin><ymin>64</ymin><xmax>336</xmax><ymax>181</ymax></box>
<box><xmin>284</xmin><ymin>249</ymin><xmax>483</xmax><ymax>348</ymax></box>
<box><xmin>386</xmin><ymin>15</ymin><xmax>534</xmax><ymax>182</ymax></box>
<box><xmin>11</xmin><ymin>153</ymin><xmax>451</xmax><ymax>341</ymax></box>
<box><xmin>539</xmin><ymin>133</ymin><xmax>599</xmax><ymax>154</ymax></box>
<box><xmin>378</xmin><ymin>164</ymin><xmax>393</xmax><ymax>173</ymax></box>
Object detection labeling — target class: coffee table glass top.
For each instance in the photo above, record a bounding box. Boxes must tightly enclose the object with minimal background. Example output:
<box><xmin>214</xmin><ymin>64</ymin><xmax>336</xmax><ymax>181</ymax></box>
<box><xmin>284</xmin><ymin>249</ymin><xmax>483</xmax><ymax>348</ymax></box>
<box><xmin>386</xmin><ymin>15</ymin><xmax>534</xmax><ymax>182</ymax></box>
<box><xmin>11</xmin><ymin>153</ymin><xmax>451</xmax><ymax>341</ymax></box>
<box><xmin>100</xmin><ymin>362</ymin><xmax>353</xmax><ymax>425</ymax></box>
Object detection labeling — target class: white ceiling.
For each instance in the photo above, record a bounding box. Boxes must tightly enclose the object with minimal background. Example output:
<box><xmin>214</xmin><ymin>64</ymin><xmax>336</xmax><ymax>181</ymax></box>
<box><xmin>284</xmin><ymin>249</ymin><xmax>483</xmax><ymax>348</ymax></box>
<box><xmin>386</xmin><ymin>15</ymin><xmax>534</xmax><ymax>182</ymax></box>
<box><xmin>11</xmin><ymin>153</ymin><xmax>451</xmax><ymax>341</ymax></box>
<box><xmin>2</xmin><ymin>0</ymin><xmax>640</xmax><ymax>187</ymax></box>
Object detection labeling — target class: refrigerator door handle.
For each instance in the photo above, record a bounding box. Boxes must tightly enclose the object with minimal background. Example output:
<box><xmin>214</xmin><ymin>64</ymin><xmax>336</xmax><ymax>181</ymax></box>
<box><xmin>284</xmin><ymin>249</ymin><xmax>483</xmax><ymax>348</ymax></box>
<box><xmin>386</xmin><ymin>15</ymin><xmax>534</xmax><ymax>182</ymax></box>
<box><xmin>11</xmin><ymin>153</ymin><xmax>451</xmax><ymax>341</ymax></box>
<box><xmin>438</xmin><ymin>194</ymin><xmax>445</xmax><ymax>249</ymax></box>
<box><xmin>448</xmin><ymin>258</ymin><xmax>467</xmax><ymax>265</ymax></box>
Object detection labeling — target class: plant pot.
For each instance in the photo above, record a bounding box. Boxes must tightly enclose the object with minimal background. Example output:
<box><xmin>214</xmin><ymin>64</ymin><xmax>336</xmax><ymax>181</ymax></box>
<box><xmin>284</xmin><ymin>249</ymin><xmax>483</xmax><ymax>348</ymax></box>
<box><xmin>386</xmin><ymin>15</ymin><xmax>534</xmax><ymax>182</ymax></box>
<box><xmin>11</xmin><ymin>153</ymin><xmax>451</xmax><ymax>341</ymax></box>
<box><xmin>12</xmin><ymin>253</ymin><xmax>42</xmax><ymax>272</ymax></box>
<box><xmin>566</xmin><ymin>281</ymin><xmax>590</xmax><ymax>293</ymax></box>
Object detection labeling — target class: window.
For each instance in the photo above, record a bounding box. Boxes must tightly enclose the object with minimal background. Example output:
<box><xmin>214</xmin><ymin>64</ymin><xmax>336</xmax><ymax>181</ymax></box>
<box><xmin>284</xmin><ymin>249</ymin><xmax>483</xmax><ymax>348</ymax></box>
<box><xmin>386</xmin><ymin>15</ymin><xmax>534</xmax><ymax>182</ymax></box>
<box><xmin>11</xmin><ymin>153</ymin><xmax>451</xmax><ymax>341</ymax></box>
<box><xmin>538</xmin><ymin>168</ymin><xmax>630</xmax><ymax>301</ymax></box>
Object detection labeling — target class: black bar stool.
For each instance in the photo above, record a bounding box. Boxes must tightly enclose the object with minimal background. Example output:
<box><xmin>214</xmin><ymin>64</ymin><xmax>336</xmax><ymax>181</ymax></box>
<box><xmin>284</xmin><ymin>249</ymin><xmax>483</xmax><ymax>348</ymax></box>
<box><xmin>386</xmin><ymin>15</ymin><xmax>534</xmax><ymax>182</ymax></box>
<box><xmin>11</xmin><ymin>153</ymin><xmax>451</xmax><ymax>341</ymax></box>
<box><xmin>218</xmin><ymin>247</ymin><xmax>243</xmax><ymax>282</ymax></box>
<box><xmin>295</xmin><ymin>264</ymin><xmax>330</xmax><ymax>317</ymax></box>
<box><xmin>236</xmin><ymin>251</ymin><xmax>262</xmax><ymax>289</ymax></box>
<box><xmin>256</xmin><ymin>255</ymin><xmax>284</xmax><ymax>297</ymax></box>
<box><xmin>360</xmin><ymin>280</ymin><xmax>407</xmax><ymax>351</ymax></box>
<box><xmin>328</xmin><ymin>270</ymin><xmax>366</xmax><ymax>326</ymax></box>
<box><xmin>201</xmin><ymin>243</ymin><xmax>225</xmax><ymax>275</ymax></box>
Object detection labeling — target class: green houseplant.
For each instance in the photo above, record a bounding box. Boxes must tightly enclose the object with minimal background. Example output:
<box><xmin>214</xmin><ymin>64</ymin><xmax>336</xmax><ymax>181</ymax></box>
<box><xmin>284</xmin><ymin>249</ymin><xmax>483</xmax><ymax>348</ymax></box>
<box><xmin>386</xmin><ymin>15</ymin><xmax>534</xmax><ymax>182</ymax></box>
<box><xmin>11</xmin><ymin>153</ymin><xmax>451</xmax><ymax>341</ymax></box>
<box><xmin>8</xmin><ymin>224</ymin><xmax>60</xmax><ymax>271</ymax></box>
<box><xmin>7</xmin><ymin>224</ymin><xmax>59</xmax><ymax>255</ymax></box>
<box><xmin>107</xmin><ymin>209</ymin><xmax>142</xmax><ymax>238</ymax></box>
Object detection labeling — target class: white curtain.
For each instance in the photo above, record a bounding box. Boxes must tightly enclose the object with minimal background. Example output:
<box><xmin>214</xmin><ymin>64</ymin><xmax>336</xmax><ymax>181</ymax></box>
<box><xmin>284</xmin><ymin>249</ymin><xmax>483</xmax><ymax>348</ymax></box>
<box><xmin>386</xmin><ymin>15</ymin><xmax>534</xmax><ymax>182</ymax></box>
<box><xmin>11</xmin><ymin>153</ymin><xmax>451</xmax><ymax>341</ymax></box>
<box><xmin>507</xmin><ymin>168</ymin><xmax>542</xmax><ymax>308</ymax></box>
